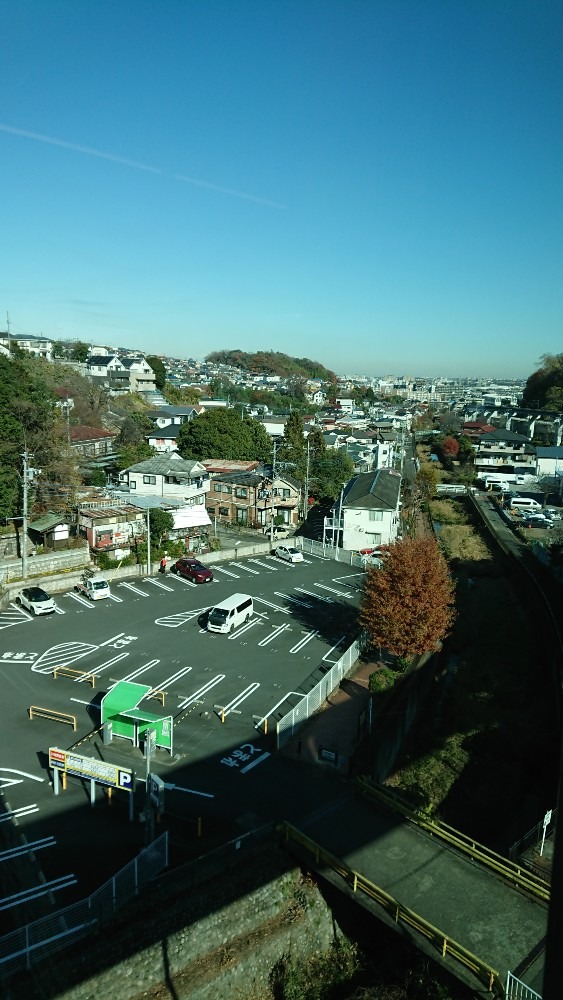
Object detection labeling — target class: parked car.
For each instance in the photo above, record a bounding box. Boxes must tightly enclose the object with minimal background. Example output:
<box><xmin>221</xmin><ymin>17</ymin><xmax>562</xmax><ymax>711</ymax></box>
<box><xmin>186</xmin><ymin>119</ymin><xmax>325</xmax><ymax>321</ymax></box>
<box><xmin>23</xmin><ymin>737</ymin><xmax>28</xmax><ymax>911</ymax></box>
<box><xmin>16</xmin><ymin>586</ymin><xmax>56</xmax><ymax>616</ymax></box>
<box><xmin>274</xmin><ymin>545</ymin><xmax>304</xmax><ymax>564</ymax></box>
<box><xmin>545</xmin><ymin>508</ymin><xmax>562</xmax><ymax>521</ymax></box>
<box><xmin>170</xmin><ymin>558</ymin><xmax>214</xmax><ymax>583</ymax></box>
<box><xmin>524</xmin><ymin>518</ymin><xmax>554</xmax><ymax>530</ymax></box>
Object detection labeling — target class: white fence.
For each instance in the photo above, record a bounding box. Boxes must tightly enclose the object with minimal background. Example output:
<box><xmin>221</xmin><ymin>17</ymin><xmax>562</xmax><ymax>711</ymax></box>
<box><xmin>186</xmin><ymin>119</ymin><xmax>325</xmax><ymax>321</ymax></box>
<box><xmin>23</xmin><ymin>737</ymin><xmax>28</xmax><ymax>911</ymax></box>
<box><xmin>0</xmin><ymin>833</ymin><xmax>168</xmax><ymax>980</ymax></box>
<box><xmin>505</xmin><ymin>971</ymin><xmax>542</xmax><ymax>999</ymax></box>
<box><xmin>275</xmin><ymin>636</ymin><xmax>364</xmax><ymax>749</ymax></box>
<box><xmin>299</xmin><ymin>537</ymin><xmax>372</xmax><ymax>568</ymax></box>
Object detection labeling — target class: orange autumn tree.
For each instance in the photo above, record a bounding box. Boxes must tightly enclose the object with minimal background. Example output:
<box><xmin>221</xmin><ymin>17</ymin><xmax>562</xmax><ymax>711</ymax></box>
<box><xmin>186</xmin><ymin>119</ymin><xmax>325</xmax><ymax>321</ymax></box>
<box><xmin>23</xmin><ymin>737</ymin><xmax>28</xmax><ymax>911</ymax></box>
<box><xmin>359</xmin><ymin>536</ymin><xmax>456</xmax><ymax>659</ymax></box>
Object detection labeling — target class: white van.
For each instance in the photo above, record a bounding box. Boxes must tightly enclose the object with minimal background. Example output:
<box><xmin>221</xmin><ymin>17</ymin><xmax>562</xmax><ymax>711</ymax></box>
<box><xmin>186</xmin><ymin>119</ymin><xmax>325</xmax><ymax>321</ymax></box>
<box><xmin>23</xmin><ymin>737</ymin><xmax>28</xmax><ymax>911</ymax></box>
<box><xmin>207</xmin><ymin>593</ymin><xmax>253</xmax><ymax>634</ymax></box>
<box><xmin>509</xmin><ymin>497</ymin><xmax>542</xmax><ymax>513</ymax></box>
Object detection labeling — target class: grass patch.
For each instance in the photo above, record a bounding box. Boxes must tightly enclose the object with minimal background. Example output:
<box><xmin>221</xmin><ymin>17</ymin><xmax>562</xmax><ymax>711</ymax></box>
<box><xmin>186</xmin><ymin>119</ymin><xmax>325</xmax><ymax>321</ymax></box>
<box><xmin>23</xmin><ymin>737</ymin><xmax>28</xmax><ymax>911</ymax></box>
<box><xmin>429</xmin><ymin>499</ymin><xmax>467</xmax><ymax>525</ymax></box>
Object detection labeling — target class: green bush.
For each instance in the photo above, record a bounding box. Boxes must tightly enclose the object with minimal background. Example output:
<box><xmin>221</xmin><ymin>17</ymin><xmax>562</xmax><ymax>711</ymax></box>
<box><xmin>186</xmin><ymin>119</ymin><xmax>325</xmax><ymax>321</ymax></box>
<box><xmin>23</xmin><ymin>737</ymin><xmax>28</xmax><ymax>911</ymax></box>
<box><xmin>368</xmin><ymin>667</ymin><xmax>397</xmax><ymax>693</ymax></box>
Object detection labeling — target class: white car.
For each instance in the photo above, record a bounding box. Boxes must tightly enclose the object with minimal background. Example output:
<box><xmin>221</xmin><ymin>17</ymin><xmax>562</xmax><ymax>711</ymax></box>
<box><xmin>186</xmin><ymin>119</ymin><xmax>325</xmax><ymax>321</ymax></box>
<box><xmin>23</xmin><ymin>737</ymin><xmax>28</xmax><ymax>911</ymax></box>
<box><xmin>16</xmin><ymin>586</ymin><xmax>56</xmax><ymax>616</ymax></box>
<box><xmin>274</xmin><ymin>545</ymin><xmax>304</xmax><ymax>564</ymax></box>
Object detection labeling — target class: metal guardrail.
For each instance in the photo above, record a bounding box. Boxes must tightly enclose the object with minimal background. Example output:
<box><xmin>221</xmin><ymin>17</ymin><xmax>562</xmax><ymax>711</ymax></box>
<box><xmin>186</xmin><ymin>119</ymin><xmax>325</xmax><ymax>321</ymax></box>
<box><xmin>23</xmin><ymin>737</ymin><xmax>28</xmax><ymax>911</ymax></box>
<box><xmin>355</xmin><ymin>779</ymin><xmax>550</xmax><ymax>903</ymax></box>
<box><xmin>280</xmin><ymin>822</ymin><xmax>502</xmax><ymax>996</ymax></box>
<box><xmin>28</xmin><ymin>706</ymin><xmax>77</xmax><ymax>730</ymax></box>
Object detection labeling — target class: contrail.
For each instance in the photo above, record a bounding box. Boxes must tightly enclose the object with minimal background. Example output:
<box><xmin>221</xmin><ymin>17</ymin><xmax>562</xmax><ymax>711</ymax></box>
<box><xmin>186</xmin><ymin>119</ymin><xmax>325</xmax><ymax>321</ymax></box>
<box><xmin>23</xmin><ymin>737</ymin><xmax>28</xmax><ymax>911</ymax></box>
<box><xmin>0</xmin><ymin>122</ymin><xmax>162</xmax><ymax>174</ymax></box>
<box><xmin>0</xmin><ymin>121</ymin><xmax>284</xmax><ymax>207</ymax></box>
<box><xmin>174</xmin><ymin>172</ymin><xmax>285</xmax><ymax>209</ymax></box>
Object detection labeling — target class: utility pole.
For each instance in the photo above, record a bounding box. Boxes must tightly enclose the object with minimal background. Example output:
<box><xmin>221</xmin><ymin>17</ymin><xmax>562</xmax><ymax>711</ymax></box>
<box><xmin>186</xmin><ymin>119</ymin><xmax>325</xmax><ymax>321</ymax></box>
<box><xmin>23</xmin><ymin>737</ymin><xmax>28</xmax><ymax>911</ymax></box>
<box><xmin>146</xmin><ymin>508</ymin><xmax>151</xmax><ymax>574</ymax></box>
<box><xmin>304</xmin><ymin>439</ymin><xmax>310</xmax><ymax>522</ymax></box>
<box><xmin>21</xmin><ymin>450</ymin><xmax>31</xmax><ymax>580</ymax></box>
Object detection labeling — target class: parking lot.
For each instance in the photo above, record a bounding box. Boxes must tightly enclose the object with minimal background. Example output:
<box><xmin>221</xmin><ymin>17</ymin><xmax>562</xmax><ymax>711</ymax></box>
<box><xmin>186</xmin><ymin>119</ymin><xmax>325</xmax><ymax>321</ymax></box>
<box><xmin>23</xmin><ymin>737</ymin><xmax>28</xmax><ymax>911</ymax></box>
<box><xmin>0</xmin><ymin>549</ymin><xmax>364</xmax><ymax>914</ymax></box>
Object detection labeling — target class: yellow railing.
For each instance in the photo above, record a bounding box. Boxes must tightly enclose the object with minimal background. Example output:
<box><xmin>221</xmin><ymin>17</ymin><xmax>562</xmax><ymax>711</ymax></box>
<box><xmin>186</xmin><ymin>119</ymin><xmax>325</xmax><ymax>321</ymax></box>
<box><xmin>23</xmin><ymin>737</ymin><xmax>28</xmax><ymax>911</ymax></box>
<box><xmin>53</xmin><ymin>665</ymin><xmax>95</xmax><ymax>687</ymax></box>
<box><xmin>280</xmin><ymin>821</ymin><xmax>502</xmax><ymax>996</ymax></box>
<box><xmin>355</xmin><ymin>778</ymin><xmax>550</xmax><ymax>903</ymax></box>
<box><xmin>29</xmin><ymin>706</ymin><xmax>77</xmax><ymax>730</ymax></box>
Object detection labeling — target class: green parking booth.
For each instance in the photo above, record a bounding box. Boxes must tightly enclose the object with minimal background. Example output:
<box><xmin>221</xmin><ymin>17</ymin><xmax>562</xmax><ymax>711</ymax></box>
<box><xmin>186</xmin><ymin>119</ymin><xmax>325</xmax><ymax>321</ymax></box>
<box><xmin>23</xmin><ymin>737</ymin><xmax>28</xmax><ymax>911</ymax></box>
<box><xmin>101</xmin><ymin>681</ymin><xmax>173</xmax><ymax>754</ymax></box>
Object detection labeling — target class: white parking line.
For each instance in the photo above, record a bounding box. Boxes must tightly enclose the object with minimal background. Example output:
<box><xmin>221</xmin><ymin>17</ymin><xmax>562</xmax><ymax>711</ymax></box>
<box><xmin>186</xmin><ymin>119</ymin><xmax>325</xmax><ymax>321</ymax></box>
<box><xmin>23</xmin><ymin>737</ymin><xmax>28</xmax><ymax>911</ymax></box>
<box><xmin>170</xmin><ymin>575</ymin><xmax>198</xmax><ymax>588</ymax></box>
<box><xmin>79</xmin><ymin>651</ymin><xmax>129</xmax><ymax>679</ymax></box>
<box><xmin>53</xmin><ymin>605</ymin><xmax>65</xmax><ymax>615</ymax></box>
<box><xmin>219</xmin><ymin>682</ymin><xmax>260</xmax><ymax>718</ymax></box>
<box><xmin>294</xmin><ymin>587</ymin><xmax>333</xmax><ymax>603</ymax></box>
<box><xmin>64</xmin><ymin>591</ymin><xmax>94</xmax><ymax>608</ymax></box>
<box><xmin>249</xmin><ymin>559</ymin><xmax>278</xmax><ymax>570</ymax></box>
<box><xmin>257</xmin><ymin>623</ymin><xmax>291</xmax><ymax>646</ymax></box>
<box><xmin>32</xmin><ymin>641</ymin><xmax>99</xmax><ymax>673</ymax></box>
<box><xmin>118</xmin><ymin>582</ymin><xmax>149</xmax><ymax>597</ymax></box>
<box><xmin>177</xmin><ymin>674</ymin><xmax>225</xmax><ymax>710</ymax></box>
<box><xmin>314</xmin><ymin>583</ymin><xmax>354</xmax><ymax>598</ymax></box>
<box><xmin>114</xmin><ymin>659</ymin><xmax>161</xmax><ymax>685</ymax></box>
<box><xmin>213</xmin><ymin>566</ymin><xmax>240</xmax><ymax>578</ymax></box>
<box><xmin>322</xmin><ymin>636</ymin><xmax>347</xmax><ymax>662</ymax></box>
<box><xmin>228</xmin><ymin>618</ymin><xmax>262</xmax><ymax>639</ymax></box>
<box><xmin>143</xmin><ymin>577</ymin><xmax>175</xmax><ymax>592</ymax></box>
<box><xmin>253</xmin><ymin>597</ymin><xmax>291</xmax><ymax>615</ymax></box>
<box><xmin>289</xmin><ymin>630</ymin><xmax>319</xmax><ymax>653</ymax></box>
<box><xmin>273</xmin><ymin>591</ymin><xmax>313</xmax><ymax>608</ymax></box>
<box><xmin>155</xmin><ymin>607</ymin><xmax>210</xmax><ymax>628</ymax></box>
<box><xmin>231</xmin><ymin>562</ymin><xmax>260</xmax><ymax>575</ymax></box>
<box><xmin>2</xmin><ymin>607</ymin><xmax>31</xmax><ymax>627</ymax></box>
<box><xmin>107</xmin><ymin>592</ymin><xmax>123</xmax><ymax>602</ymax></box>
<box><xmin>147</xmin><ymin>664</ymin><xmax>192</xmax><ymax>694</ymax></box>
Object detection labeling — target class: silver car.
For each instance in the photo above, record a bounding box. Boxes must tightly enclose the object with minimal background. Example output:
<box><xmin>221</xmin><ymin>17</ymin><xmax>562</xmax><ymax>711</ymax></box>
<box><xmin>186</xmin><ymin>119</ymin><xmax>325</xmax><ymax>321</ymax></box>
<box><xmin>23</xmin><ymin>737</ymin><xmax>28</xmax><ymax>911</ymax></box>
<box><xmin>274</xmin><ymin>545</ymin><xmax>304</xmax><ymax>564</ymax></box>
<box><xmin>16</xmin><ymin>587</ymin><xmax>57</xmax><ymax>616</ymax></box>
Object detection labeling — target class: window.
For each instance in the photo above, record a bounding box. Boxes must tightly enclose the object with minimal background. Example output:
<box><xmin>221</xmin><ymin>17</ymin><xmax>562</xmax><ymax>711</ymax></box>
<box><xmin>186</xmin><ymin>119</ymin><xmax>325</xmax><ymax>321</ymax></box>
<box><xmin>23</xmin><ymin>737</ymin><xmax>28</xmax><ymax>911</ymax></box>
<box><xmin>365</xmin><ymin>532</ymin><xmax>382</xmax><ymax>545</ymax></box>
<box><xmin>219</xmin><ymin>507</ymin><xmax>229</xmax><ymax>516</ymax></box>
<box><xmin>143</xmin><ymin>475</ymin><xmax>156</xmax><ymax>485</ymax></box>
<box><xmin>129</xmin><ymin>481</ymin><xmax>136</xmax><ymax>489</ymax></box>
<box><xmin>235</xmin><ymin>487</ymin><xmax>248</xmax><ymax>499</ymax></box>
<box><xmin>236</xmin><ymin>507</ymin><xmax>248</xmax><ymax>525</ymax></box>
<box><xmin>207</xmin><ymin>507</ymin><xmax>215</xmax><ymax>517</ymax></box>
<box><xmin>369</xmin><ymin>510</ymin><xmax>384</xmax><ymax>521</ymax></box>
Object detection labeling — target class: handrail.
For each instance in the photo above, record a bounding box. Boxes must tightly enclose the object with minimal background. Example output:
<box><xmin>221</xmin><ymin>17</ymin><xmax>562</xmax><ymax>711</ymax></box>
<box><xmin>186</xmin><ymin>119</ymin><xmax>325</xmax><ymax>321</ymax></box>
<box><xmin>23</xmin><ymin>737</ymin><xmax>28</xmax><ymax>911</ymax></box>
<box><xmin>355</xmin><ymin>778</ymin><xmax>550</xmax><ymax>903</ymax></box>
<box><xmin>53</xmin><ymin>665</ymin><xmax>95</xmax><ymax>687</ymax></box>
<box><xmin>280</xmin><ymin>821</ymin><xmax>502</xmax><ymax>996</ymax></box>
<box><xmin>29</xmin><ymin>706</ymin><xmax>77</xmax><ymax>730</ymax></box>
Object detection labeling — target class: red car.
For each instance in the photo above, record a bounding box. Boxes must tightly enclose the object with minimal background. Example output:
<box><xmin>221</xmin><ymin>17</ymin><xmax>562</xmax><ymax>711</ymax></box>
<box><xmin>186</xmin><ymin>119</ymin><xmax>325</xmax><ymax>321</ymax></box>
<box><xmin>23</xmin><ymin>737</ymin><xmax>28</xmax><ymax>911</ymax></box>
<box><xmin>170</xmin><ymin>558</ymin><xmax>214</xmax><ymax>584</ymax></box>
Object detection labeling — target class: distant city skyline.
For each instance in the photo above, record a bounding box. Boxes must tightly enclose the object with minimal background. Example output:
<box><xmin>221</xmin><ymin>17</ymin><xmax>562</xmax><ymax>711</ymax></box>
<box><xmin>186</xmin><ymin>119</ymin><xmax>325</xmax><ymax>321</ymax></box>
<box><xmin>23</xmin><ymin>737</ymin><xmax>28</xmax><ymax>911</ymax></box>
<box><xmin>1</xmin><ymin>2</ymin><xmax>561</xmax><ymax>380</ymax></box>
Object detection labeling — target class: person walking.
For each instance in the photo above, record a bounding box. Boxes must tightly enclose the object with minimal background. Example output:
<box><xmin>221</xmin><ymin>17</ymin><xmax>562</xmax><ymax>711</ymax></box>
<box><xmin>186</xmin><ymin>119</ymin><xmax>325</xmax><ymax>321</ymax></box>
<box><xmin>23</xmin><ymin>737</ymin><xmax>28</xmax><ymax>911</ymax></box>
<box><xmin>160</xmin><ymin>556</ymin><xmax>167</xmax><ymax>574</ymax></box>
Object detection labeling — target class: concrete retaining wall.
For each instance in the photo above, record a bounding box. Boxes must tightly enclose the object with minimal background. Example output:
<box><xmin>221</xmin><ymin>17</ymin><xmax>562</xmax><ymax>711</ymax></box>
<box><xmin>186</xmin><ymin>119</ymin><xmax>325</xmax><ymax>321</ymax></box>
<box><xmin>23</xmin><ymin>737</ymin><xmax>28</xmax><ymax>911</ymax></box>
<box><xmin>48</xmin><ymin>845</ymin><xmax>343</xmax><ymax>1000</ymax></box>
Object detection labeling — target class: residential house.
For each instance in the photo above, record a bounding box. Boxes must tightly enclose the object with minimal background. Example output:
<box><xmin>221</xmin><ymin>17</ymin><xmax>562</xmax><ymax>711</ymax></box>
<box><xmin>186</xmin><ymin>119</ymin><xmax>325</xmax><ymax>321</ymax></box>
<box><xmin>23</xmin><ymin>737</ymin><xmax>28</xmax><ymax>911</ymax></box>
<box><xmin>206</xmin><ymin>472</ymin><xmax>301</xmax><ymax>529</ymax></box>
<box><xmin>28</xmin><ymin>512</ymin><xmax>70</xmax><ymax>552</ymax></box>
<box><xmin>0</xmin><ymin>332</ymin><xmax>54</xmax><ymax>360</ymax></box>
<box><xmin>120</xmin><ymin>357</ymin><xmax>157</xmax><ymax>394</ymax></box>
<box><xmin>118</xmin><ymin>454</ymin><xmax>210</xmax><ymax>506</ymax></box>
<box><xmin>69</xmin><ymin>427</ymin><xmax>117</xmax><ymax>468</ymax></box>
<box><xmin>535</xmin><ymin>447</ymin><xmax>563</xmax><ymax>479</ymax></box>
<box><xmin>472</xmin><ymin>429</ymin><xmax>536</xmax><ymax>478</ymax></box>
<box><xmin>147</xmin><ymin>425</ymin><xmax>181</xmax><ymax>453</ymax></box>
<box><xmin>77</xmin><ymin>502</ymin><xmax>147</xmax><ymax>557</ymax></box>
<box><xmin>325</xmin><ymin>468</ymin><xmax>402</xmax><ymax>552</ymax></box>
<box><xmin>148</xmin><ymin>405</ymin><xmax>201</xmax><ymax>428</ymax></box>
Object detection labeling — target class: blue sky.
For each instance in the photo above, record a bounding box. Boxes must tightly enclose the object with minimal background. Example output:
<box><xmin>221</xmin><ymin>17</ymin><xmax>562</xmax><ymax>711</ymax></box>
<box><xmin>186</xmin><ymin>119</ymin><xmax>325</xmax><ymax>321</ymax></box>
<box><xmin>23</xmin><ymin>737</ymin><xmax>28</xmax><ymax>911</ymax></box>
<box><xmin>1</xmin><ymin>1</ymin><xmax>561</xmax><ymax>379</ymax></box>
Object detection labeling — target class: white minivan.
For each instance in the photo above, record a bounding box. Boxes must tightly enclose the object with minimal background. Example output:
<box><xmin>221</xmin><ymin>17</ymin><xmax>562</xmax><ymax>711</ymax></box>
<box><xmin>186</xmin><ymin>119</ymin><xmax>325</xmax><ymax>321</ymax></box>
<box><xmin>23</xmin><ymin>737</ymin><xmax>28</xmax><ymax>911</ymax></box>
<box><xmin>207</xmin><ymin>593</ymin><xmax>253</xmax><ymax>634</ymax></box>
<box><xmin>509</xmin><ymin>497</ymin><xmax>542</xmax><ymax>513</ymax></box>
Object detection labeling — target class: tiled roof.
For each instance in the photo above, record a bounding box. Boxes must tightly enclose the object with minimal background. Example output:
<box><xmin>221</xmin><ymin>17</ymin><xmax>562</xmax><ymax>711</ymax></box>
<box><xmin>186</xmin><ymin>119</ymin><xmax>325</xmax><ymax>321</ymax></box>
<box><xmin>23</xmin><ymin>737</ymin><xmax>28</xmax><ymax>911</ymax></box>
<box><xmin>70</xmin><ymin>426</ymin><xmax>116</xmax><ymax>442</ymax></box>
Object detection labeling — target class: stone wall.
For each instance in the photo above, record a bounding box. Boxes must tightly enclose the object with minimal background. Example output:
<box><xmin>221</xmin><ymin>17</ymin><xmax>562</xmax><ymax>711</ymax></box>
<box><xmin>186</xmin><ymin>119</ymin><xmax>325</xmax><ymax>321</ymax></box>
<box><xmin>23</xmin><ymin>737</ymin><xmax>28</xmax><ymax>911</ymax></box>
<box><xmin>33</xmin><ymin>843</ymin><xmax>343</xmax><ymax>1000</ymax></box>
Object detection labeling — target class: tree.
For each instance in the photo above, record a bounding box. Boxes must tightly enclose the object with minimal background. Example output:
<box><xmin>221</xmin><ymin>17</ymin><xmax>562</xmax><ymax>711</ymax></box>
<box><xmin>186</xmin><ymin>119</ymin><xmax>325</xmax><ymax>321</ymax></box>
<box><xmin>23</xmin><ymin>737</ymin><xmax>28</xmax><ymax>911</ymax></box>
<box><xmin>177</xmin><ymin>408</ymin><xmax>271</xmax><ymax>462</ymax></box>
<box><xmin>307</xmin><ymin>426</ymin><xmax>326</xmax><ymax>458</ymax></box>
<box><xmin>309</xmin><ymin>450</ymin><xmax>354</xmax><ymax>500</ymax></box>
<box><xmin>147</xmin><ymin>507</ymin><xmax>174</xmax><ymax>545</ymax></box>
<box><xmin>164</xmin><ymin>383</ymin><xmax>201</xmax><ymax>405</ymax></box>
<box><xmin>437</xmin><ymin>411</ymin><xmax>461</xmax><ymax>435</ymax></box>
<box><xmin>522</xmin><ymin>353</ymin><xmax>563</xmax><ymax>409</ymax></box>
<box><xmin>441</xmin><ymin>436</ymin><xmax>460</xmax><ymax>460</ymax></box>
<box><xmin>70</xmin><ymin>341</ymin><xmax>90</xmax><ymax>362</ymax></box>
<box><xmin>359</xmin><ymin>536</ymin><xmax>456</xmax><ymax>658</ymax></box>
<box><xmin>146</xmin><ymin>356</ymin><xmax>166</xmax><ymax>392</ymax></box>
<box><xmin>278</xmin><ymin>411</ymin><xmax>305</xmax><ymax>469</ymax></box>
